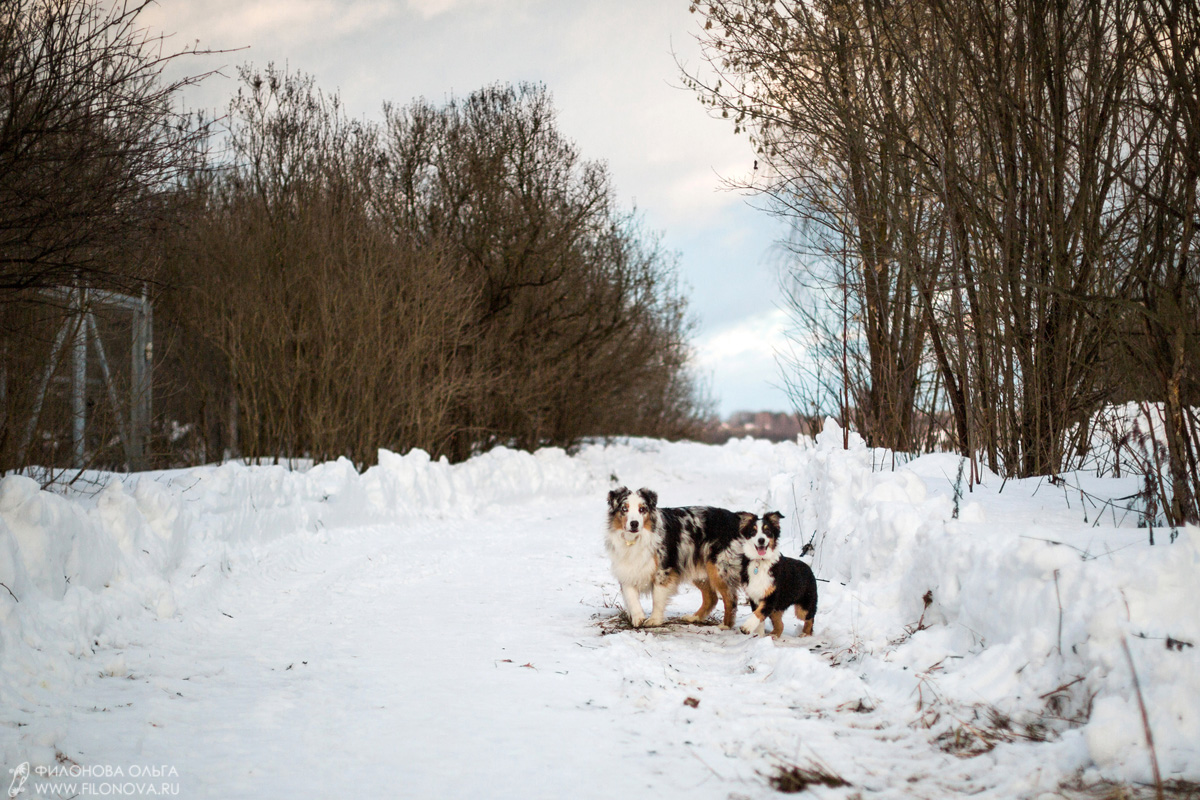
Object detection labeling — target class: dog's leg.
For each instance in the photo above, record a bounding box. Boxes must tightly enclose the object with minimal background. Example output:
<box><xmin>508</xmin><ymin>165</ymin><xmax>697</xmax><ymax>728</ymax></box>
<box><xmin>740</xmin><ymin>601</ymin><xmax>768</xmax><ymax>635</ymax></box>
<box><xmin>769</xmin><ymin>610</ymin><xmax>785</xmax><ymax>638</ymax></box>
<box><xmin>704</xmin><ymin>562</ymin><xmax>738</xmax><ymax>630</ymax></box>
<box><xmin>646</xmin><ymin>574</ymin><xmax>676</xmax><ymax>627</ymax></box>
<box><xmin>798</xmin><ymin>606</ymin><xmax>814</xmax><ymax>636</ymax></box>
<box><xmin>681</xmin><ymin>579</ymin><xmax>717</xmax><ymax>624</ymax></box>
<box><xmin>621</xmin><ymin>583</ymin><xmax>646</xmax><ymax>628</ymax></box>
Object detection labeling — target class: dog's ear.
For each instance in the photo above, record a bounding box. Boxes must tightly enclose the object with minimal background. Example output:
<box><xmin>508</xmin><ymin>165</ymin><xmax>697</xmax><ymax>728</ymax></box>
<box><xmin>737</xmin><ymin>512</ymin><xmax>758</xmax><ymax>533</ymax></box>
<box><xmin>636</xmin><ymin>488</ymin><xmax>658</xmax><ymax>512</ymax></box>
<box><xmin>607</xmin><ymin>486</ymin><xmax>630</xmax><ymax>513</ymax></box>
<box><xmin>763</xmin><ymin>511</ymin><xmax>784</xmax><ymax>532</ymax></box>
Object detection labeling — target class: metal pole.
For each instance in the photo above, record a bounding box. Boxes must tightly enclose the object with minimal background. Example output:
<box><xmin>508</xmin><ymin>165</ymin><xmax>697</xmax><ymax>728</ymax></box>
<box><xmin>87</xmin><ymin>313</ymin><xmax>133</xmax><ymax>467</ymax></box>
<box><xmin>18</xmin><ymin>320</ymin><xmax>70</xmax><ymax>464</ymax></box>
<box><xmin>71</xmin><ymin>289</ymin><xmax>87</xmax><ymax>469</ymax></box>
<box><xmin>130</xmin><ymin>286</ymin><xmax>152</xmax><ymax>470</ymax></box>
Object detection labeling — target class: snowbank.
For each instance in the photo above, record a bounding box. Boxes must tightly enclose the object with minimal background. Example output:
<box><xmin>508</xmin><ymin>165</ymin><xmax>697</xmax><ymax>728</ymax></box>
<box><xmin>769</xmin><ymin>420</ymin><xmax>1200</xmax><ymax>784</ymax></box>
<box><xmin>2</xmin><ymin>430</ymin><xmax>1196</xmax><ymax>791</ymax></box>
<box><xmin>0</xmin><ymin>445</ymin><xmax>591</xmax><ymax>697</ymax></box>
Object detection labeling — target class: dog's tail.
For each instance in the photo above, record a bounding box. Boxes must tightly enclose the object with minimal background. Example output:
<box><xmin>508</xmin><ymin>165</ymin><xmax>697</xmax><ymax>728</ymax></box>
<box><xmin>795</xmin><ymin>591</ymin><xmax>817</xmax><ymax>620</ymax></box>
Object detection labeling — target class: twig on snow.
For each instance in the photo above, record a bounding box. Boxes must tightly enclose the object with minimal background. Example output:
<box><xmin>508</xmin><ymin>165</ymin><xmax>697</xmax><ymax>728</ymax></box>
<box><xmin>1122</xmin><ymin>637</ymin><xmax>1164</xmax><ymax>800</ymax></box>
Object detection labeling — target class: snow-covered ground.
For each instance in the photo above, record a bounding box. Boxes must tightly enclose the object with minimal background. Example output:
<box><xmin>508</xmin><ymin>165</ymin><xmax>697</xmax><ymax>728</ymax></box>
<box><xmin>1</xmin><ymin>425</ymin><xmax>1197</xmax><ymax>798</ymax></box>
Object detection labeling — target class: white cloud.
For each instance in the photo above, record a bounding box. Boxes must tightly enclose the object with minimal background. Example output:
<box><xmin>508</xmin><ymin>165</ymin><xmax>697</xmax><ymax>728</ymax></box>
<box><xmin>694</xmin><ymin>307</ymin><xmax>789</xmax><ymax>368</ymax></box>
<box><xmin>692</xmin><ymin>308</ymin><xmax>796</xmax><ymax>415</ymax></box>
<box><xmin>405</xmin><ymin>0</ymin><xmax>459</xmax><ymax>19</ymax></box>
<box><xmin>144</xmin><ymin>0</ymin><xmax>400</xmax><ymax>50</ymax></box>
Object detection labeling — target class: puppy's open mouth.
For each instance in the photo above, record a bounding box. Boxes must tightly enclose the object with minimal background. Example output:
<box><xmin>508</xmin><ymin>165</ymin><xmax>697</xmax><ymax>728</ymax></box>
<box><xmin>756</xmin><ymin>546</ymin><xmax>768</xmax><ymax>557</ymax></box>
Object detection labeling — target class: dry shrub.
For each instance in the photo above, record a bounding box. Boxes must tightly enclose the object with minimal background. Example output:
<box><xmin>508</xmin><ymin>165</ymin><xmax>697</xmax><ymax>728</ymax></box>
<box><xmin>766</xmin><ymin>758</ymin><xmax>850</xmax><ymax>793</ymax></box>
<box><xmin>157</xmin><ymin>69</ymin><xmax>706</xmax><ymax>467</ymax></box>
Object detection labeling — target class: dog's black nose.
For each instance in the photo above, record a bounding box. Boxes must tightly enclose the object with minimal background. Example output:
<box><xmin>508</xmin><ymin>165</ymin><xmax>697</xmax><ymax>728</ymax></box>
<box><xmin>629</xmin><ymin>520</ymin><xmax>639</xmax><ymax>532</ymax></box>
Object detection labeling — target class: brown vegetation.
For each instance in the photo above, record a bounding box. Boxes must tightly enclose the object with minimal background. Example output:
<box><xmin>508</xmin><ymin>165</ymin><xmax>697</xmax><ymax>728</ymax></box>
<box><xmin>157</xmin><ymin>69</ymin><xmax>706</xmax><ymax>467</ymax></box>
<box><xmin>686</xmin><ymin>0</ymin><xmax>1200</xmax><ymax>523</ymax></box>
<box><xmin>0</xmin><ymin>0</ymin><xmax>208</xmax><ymax>473</ymax></box>
<box><xmin>1</xmin><ymin>3</ymin><xmax>707</xmax><ymax>474</ymax></box>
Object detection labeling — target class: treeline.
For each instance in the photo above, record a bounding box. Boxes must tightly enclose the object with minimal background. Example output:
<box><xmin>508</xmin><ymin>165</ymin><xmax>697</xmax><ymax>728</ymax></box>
<box><xmin>1</xmin><ymin>0</ymin><xmax>706</xmax><ymax>473</ymax></box>
<box><xmin>687</xmin><ymin>0</ymin><xmax>1200</xmax><ymax>523</ymax></box>
<box><xmin>161</xmin><ymin>68</ymin><xmax>701</xmax><ymax>465</ymax></box>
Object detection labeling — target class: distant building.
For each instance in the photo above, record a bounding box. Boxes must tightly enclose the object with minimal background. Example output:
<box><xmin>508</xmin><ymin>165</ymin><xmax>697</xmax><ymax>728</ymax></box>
<box><xmin>699</xmin><ymin>411</ymin><xmax>816</xmax><ymax>444</ymax></box>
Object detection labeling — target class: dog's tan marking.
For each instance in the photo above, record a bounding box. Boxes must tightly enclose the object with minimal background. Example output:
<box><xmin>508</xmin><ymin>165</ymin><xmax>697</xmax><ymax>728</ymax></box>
<box><xmin>769</xmin><ymin>610</ymin><xmax>785</xmax><ymax>638</ymax></box>
<box><xmin>690</xmin><ymin>578</ymin><xmax>718</xmax><ymax>622</ymax></box>
<box><xmin>797</xmin><ymin>605</ymin><xmax>815</xmax><ymax>636</ymax></box>
<box><xmin>704</xmin><ymin>561</ymin><xmax>738</xmax><ymax>628</ymax></box>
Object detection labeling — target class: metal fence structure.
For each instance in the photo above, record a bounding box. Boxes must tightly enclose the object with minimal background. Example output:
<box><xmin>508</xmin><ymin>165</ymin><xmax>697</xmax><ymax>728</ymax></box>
<box><xmin>16</xmin><ymin>287</ymin><xmax>153</xmax><ymax>471</ymax></box>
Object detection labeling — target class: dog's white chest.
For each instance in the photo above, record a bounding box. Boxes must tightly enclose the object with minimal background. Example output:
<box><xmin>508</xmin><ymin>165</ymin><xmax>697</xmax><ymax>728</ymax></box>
<box><xmin>745</xmin><ymin>561</ymin><xmax>773</xmax><ymax>603</ymax></box>
<box><xmin>609</xmin><ymin>537</ymin><xmax>656</xmax><ymax>592</ymax></box>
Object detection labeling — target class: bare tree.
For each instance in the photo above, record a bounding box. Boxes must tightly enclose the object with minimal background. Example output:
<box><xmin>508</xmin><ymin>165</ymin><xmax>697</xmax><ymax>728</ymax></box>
<box><xmin>1111</xmin><ymin>0</ymin><xmax>1200</xmax><ymax>523</ymax></box>
<box><xmin>0</xmin><ymin>0</ymin><xmax>212</xmax><ymax>474</ymax></box>
<box><xmin>160</xmin><ymin>70</ymin><xmax>707</xmax><ymax>467</ymax></box>
<box><xmin>685</xmin><ymin>0</ymin><xmax>1184</xmax><ymax>487</ymax></box>
<box><xmin>685</xmin><ymin>0</ymin><xmax>932</xmax><ymax>452</ymax></box>
<box><xmin>0</xmin><ymin>0</ymin><xmax>210</xmax><ymax>296</ymax></box>
<box><xmin>378</xmin><ymin>83</ymin><xmax>705</xmax><ymax>459</ymax></box>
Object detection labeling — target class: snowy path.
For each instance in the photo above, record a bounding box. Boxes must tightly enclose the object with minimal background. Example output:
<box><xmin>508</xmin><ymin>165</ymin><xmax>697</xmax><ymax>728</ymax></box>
<box><xmin>22</xmin><ymin>452</ymin><xmax>887</xmax><ymax>799</ymax></box>
<box><xmin>42</xmin><ymin>495</ymin><xmax>1051</xmax><ymax>799</ymax></box>
<box><xmin>4</xmin><ymin>435</ymin><xmax>1197</xmax><ymax>798</ymax></box>
<box><xmin>69</xmin><ymin>503</ymin><xmax>669</xmax><ymax>798</ymax></box>
<box><xmin>27</xmin><ymin>489</ymin><xmax>749</xmax><ymax>797</ymax></box>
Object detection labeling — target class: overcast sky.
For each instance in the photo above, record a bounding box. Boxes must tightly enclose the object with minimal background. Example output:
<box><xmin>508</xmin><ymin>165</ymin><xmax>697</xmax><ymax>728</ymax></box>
<box><xmin>143</xmin><ymin>0</ymin><xmax>799</xmax><ymax>417</ymax></box>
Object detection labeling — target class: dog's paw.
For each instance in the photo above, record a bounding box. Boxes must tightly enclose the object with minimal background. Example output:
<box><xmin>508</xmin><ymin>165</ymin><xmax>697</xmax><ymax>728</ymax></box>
<box><xmin>719</xmin><ymin>623</ymin><xmax>733</xmax><ymax>631</ymax></box>
<box><xmin>679</xmin><ymin>614</ymin><xmax>700</xmax><ymax>624</ymax></box>
<box><xmin>644</xmin><ymin>616</ymin><xmax>665</xmax><ymax>628</ymax></box>
<box><xmin>629</xmin><ymin>614</ymin><xmax>647</xmax><ymax>628</ymax></box>
<box><xmin>739</xmin><ymin>620</ymin><xmax>759</xmax><ymax>635</ymax></box>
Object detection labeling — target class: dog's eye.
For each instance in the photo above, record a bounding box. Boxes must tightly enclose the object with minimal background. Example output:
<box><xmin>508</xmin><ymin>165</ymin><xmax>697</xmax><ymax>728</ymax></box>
<box><xmin>638</xmin><ymin>505</ymin><xmax>646</xmax><ymax>514</ymax></box>
<box><xmin>621</xmin><ymin>503</ymin><xmax>628</xmax><ymax>512</ymax></box>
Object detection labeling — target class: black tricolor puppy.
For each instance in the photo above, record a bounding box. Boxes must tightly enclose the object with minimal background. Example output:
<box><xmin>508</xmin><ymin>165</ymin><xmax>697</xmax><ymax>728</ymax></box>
<box><xmin>737</xmin><ymin>511</ymin><xmax>818</xmax><ymax>638</ymax></box>
<box><xmin>606</xmin><ymin>486</ymin><xmax>746</xmax><ymax>629</ymax></box>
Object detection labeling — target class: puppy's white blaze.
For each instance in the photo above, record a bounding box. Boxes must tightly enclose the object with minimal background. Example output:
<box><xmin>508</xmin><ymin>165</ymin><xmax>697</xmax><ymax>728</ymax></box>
<box><xmin>739</xmin><ymin>519</ymin><xmax>759</xmax><ymax>558</ymax></box>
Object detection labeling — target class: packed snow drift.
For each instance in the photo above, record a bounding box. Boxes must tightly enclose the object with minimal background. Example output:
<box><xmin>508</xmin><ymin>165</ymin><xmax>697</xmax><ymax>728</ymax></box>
<box><xmin>0</xmin><ymin>425</ymin><xmax>1196</xmax><ymax>798</ymax></box>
